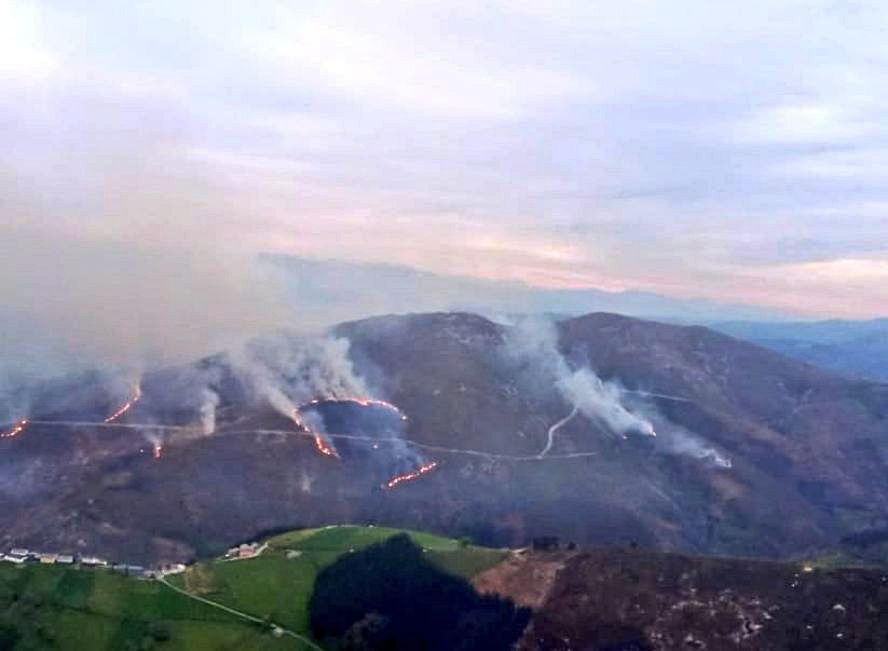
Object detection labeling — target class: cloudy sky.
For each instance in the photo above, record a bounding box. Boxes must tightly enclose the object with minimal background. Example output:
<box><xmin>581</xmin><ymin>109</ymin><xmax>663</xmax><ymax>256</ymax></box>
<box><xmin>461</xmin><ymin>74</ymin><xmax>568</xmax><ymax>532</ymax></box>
<box><xmin>2</xmin><ymin>0</ymin><xmax>887</xmax><ymax>324</ymax></box>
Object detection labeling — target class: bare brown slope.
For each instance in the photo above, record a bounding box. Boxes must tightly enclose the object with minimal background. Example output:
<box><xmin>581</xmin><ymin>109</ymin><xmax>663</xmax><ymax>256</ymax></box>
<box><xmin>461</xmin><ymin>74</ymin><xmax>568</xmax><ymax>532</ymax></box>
<box><xmin>558</xmin><ymin>313</ymin><xmax>888</xmax><ymax>552</ymax></box>
<box><xmin>518</xmin><ymin>547</ymin><xmax>888</xmax><ymax>650</ymax></box>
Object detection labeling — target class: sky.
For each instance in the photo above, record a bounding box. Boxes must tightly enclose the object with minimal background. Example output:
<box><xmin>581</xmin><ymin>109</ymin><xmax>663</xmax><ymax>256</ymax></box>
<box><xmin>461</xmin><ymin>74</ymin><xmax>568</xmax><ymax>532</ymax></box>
<box><xmin>2</xmin><ymin>0</ymin><xmax>887</xmax><ymax>345</ymax></box>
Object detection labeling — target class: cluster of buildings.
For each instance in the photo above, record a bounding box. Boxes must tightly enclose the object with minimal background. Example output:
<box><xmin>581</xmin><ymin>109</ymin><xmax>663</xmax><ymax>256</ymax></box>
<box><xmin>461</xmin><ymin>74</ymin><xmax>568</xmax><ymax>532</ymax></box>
<box><xmin>1</xmin><ymin>547</ymin><xmax>185</xmax><ymax>579</ymax></box>
<box><xmin>2</xmin><ymin>548</ymin><xmax>92</xmax><ymax>566</ymax></box>
<box><xmin>222</xmin><ymin>541</ymin><xmax>267</xmax><ymax>560</ymax></box>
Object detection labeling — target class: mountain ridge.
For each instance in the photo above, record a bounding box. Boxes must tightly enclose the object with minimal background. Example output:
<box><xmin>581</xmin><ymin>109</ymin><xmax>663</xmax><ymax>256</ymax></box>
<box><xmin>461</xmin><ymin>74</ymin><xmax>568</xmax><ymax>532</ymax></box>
<box><xmin>1</xmin><ymin>311</ymin><xmax>886</xmax><ymax>565</ymax></box>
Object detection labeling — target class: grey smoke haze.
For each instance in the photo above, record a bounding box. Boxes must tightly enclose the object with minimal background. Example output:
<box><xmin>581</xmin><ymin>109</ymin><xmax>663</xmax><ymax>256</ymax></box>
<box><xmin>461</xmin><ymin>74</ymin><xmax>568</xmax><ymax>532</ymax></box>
<box><xmin>0</xmin><ymin>238</ymin><xmax>796</xmax><ymax>403</ymax></box>
<box><xmin>0</xmin><ymin>228</ymin><xmax>295</xmax><ymax>397</ymax></box>
<box><xmin>0</xmin><ymin>365</ymin><xmax>139</xmax><ymax>426</ymax></box>
<box><xmin>503</xmin><ymin>317</ymin><xmax>655</xmax><ymax>438</ymax></box>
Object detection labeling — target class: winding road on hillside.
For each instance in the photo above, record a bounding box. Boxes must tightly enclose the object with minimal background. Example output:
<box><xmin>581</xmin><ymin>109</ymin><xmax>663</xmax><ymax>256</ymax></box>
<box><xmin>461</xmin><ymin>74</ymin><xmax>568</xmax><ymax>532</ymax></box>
<box><xmin>538</xmin><ymin>406</ymin><xmax>579</xmax><ymax>458</ymax></box>
<box><xmin>17</xmin><ymin>419</ymin><xmax>603</xmax><ymax>462</ymax></box>
<box><xmin>225</xmin><ymin>427</ymin><xmax>600</xmax><ymax>461</ymax></box>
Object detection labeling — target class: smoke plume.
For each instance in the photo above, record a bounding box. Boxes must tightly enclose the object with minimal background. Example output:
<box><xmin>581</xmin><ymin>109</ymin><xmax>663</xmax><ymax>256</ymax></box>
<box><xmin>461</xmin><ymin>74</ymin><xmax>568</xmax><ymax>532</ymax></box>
<box><xmin>503</xmin><ymin>317</ymin><xmax>655</xmax><ymax>438</ymax></box>
<box><xmin>669</xmin><ymin>433</ymin><xmax>732</xmax><ymax>468</ymax></box>
<box><xmin>199</xmin><ymin>388</ymin><xmax>220</xmax><ymax>435</ymax></box>
<box><xmin>641</xmin><ymin>415</ymin><xmax>732</xmax><ymax>468</ymax></box>
<box><xmin>228</xmin><ymin>333</ymin><xmax>371</xmax><ymax>418</ymax></box>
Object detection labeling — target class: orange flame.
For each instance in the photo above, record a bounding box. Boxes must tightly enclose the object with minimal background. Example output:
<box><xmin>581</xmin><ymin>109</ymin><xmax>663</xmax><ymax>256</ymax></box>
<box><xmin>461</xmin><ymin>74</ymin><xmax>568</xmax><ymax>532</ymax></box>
<box><xmin>345</xmin><ymin>397</ymin><xmax>393</xmax><ymax>408</ymax></box>
<box><xmin>300</xmin><ymin>396</ymin><xmax>408</xmax><ymax>421</ymax></box>
<box><xmin>105</xmin><ymin>385</ymin><xmax>142</xmax><ymax>423</ymax></box>
<box><xmin>313</xmin><ymin>434</ymin><xmax>338</xmax><ymax>458</ymax></box>
<box><xmin>294</xmin><ymin>395</ymin><xmax>410</xmax><ymax>459</ymax></box>
<box><xmin>291</xmin><ymin>409</ymin><xmax>339</xmax><ymax>459</ymax></box>
<box><xmin>343</xmin><ymin>397</ymin><xmax>407</xmax><ymax>420</ymax></box>
<box><xmin>384</xmin><ymin>461</ymin><xmax>438</xmax><ymax>490</ymax></box>
<box><xmin>1</xmin><ymin>419</ymin><xmax>28</xmax><ymax>439</ymax></box>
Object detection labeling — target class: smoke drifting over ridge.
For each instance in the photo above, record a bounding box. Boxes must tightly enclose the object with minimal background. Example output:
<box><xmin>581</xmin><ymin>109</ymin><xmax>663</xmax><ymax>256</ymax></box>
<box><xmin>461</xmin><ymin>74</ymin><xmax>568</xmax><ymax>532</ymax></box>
<box><xmin>501</xmin><ymin>316</ymin><xmax>731</xmax><ymax>467</ymax></box>
<box><xmin>503</xmin><ymin>317</ymin><xmax>655</xmax><ymax>438</ymax></box>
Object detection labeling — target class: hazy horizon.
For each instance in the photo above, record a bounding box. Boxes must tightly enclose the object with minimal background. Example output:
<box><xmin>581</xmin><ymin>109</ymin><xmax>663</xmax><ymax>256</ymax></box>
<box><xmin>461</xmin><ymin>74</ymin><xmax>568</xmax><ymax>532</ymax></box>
<box><xmin>2</xmin><ymin>0</ymin><xmax>887</xmax><ymax>369</ymax></box>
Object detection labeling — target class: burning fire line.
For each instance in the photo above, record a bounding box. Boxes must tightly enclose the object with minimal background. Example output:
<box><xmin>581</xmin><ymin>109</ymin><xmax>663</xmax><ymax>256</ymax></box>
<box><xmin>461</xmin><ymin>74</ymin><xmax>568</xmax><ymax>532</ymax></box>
<box><xmin>104</xmin><ymin>385</ymin><xmax>142</xmax><ymax>423</ymax></box>
<box><xmin>1</xmin><ymin>419</ymin><xmax>28</xmax><ymax>439</ymax></box>
<box><xmin>303</xmin><ymin>397</ymin><xmax>408</xmax><ymax>421</ymax></box>
<box><xmin>313</xmin><ymin>435</ymin><xmax>338</xmax><ymax>458</ymax></box>
<box><xmin>294</xmin><ymin>394</ymin><xmax>411</xmax><ymax>458</ymax></box>
<box><xmin>384</xmin><ymin>461</ymin><xmax>438</xmax><ymax>490</ymax></box>
<box><xmin>291</xmin><ymin>410</ymin><xmax>339</xmax><ymax>459</ymax></box>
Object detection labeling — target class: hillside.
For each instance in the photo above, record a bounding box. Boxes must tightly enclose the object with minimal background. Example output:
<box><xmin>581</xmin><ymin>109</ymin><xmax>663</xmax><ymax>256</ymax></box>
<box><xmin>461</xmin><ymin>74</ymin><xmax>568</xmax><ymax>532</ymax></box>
<box><xmin>0</xmin><ymin>562</ymin><xmax>294</xmax><ymax>650</ymax></box>
<box><xmin>0</xmin><ymin>312</ymin><xmax>886</xmax><ymax>566</ymax></box>
<box><xmin>337</xmin><ymin>312</ymin><xmax>888</xmax><ymax>559</ymax></box>
<box><xmin>500</xmin><ymin>547</ymin><xmax>888</xmax><ymax>650</ymax></box>
<box><xmin>167</xmin><ymin>525</ymin><xmax>506</xmax><ymax>637</ymax></box>
<box><xmin>0</xmin><ymin>525</ymin><xmax>504</xmax><ymax>650</ymax></box>
<box><xmin>4</xmin><ymin>525</ymin><xmax>886</xmax><ymax>650</ymax></box>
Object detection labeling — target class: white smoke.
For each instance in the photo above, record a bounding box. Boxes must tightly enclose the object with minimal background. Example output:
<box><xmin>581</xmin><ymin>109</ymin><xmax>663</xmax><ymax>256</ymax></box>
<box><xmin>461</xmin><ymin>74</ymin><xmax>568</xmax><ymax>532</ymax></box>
<box><xmin>651</xmin><ymin>419</ymin><xmax>732</xmax><ymax>468</ymax></box>
<box><xmin>503</xmin><ymin>317</ymin><xmax>655</xmax><ymax>438</ymax></box>
<box><xmin>299</xmin><ymin>470</ymin><xmax>315</xmax><ymax>494</ymax></box>
<box><xmin>301</xmin><ymin>409</ymin><xmax>327</xmax><ymax>433</ymax></box>
<box><xmin>224</xmin><ymin>332</ymin><xmax>430</xmax><ymax>468</ymax></box>
<box><xmin>558</xmin><ymin>369</ymin><xmax>656</xmax><ymax>438</ymax></box>
<box><xmin>142</xmin><ymin>430</ymin><xmax>163</xmax><ymax>454</ymax></box>
<box><xmin>199</xmin><ymin>388</ymin><xmax>219</xmax><ymax>435</ymax></box>
<box><xmin>228</xmin><ymin>333</ymin><xmax>371</xmax><ymax>419</ymax></box>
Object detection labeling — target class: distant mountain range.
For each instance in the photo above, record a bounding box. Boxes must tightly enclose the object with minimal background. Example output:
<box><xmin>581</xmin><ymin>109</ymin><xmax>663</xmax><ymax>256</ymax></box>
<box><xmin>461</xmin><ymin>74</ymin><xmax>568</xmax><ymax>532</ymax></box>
<box><xmin>262</xmin><ymin>255</ymin><xmax>792</xmax><ymax>324</ymax></box>
<box><xmin>712</xmin><ymin>319</ymin><xmax>888</xmax><ymax>381</ymax></box>
<box><xmin>265</xmin><ymin>255</ymin><xmax>888</xmax><ymax>381</ymax></box>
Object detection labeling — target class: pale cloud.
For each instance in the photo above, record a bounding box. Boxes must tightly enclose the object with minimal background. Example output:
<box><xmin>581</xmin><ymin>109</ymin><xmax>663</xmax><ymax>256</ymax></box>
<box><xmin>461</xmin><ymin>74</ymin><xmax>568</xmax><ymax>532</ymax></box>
<box><xmin>775</xmin><ymin>148</ymin><xmax>888</xmax><ymax>179</ymax></box>
<box><xmin>734</xmin><ymin>104</ymin><xmax>874</xmax><ymax>145</ymax></box>
<box><xmin>0</xmin><ymin>1</ymin><xmax>56</xmax><ymax>81</ymax></box>
<box><xmin>1</xmin><ymin>0</ymin><xmax>887</xmax><ymax>327</ymax></box>
<box><xmin>247</xmin><ymin>14</ymin><xmax>587</xmax><ymax>119</ymax></box>
<box><xmin>780</xmin><ymin>258</ymin><xmax>888</xmax><ymax>283</ymax></box>
<box><xmin>728</xmin><ymin>257</ymin><xmax>888</xmax><ymax>318</ymax></box>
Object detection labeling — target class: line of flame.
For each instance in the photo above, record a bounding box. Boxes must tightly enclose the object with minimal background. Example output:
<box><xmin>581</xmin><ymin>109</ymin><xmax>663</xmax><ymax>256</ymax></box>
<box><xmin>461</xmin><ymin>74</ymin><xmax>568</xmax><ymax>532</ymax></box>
<box><xmin>104</xmin><ymin>385</ymin><xmax>142</xmax><ymax>423</ymax></box>
<box><xmin>301</xmin><ymin>397</ymin><xmax>408</xmax><ymax>421</ymax></box>
<box><xmin>1</xmin><ymin>419</ymin><xmax>28</xmax><ymax>439</ymax></box>
<box><xmin>291</xmin><ymin>409</ymin><xmax>339</xmax><ymax>459</ymax></box>
<box><xmin>313</xmin><ymin>434</ymin><xmax>338</xmax><ymax>458</ymax></box>
<box><xmin>384</xmin><ymin>461</ymin><xmax>439</xmax><ymax>490</ymax></box>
